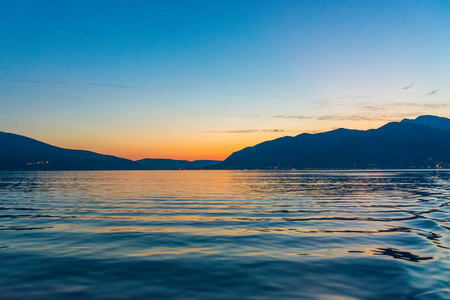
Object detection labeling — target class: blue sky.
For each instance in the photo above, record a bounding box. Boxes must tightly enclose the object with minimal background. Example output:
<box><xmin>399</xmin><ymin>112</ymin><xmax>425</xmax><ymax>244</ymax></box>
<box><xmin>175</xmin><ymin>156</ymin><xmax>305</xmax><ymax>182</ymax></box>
<box><xmin>1</xmin><ymin>0</ymin><xmax>450</xmax><ymax>160</ymax></box>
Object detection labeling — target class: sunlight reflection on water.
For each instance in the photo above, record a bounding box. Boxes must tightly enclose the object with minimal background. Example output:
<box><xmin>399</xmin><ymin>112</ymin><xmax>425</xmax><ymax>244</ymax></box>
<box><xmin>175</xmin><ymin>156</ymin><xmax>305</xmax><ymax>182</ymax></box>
<box><xmin>0</xmin><ymin>170</ymin><xmax>449</xmax><ymax>299</ymax></box>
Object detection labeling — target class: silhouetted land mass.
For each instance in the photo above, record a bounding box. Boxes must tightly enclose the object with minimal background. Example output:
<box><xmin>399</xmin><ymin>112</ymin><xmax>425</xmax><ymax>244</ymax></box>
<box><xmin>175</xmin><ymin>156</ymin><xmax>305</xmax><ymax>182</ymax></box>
<box><xmin>136</xmin><ymin>158</ymin><xmax>221</xmax><ymax>170</ymax></box>
<box><xmin>0</xmin><ymin>132</ymin><xmax>148</xmax><ymax>170</ymax></box>
<box><xmin>401</xmin><ymin>115</ymin><xmax>450</xmax><ymax>131</ymax></box>
<box><xmin>2</xmin><ymin>115</ymin><xmax>450</xmax><ymax>170</ymax></box>
<box><xmin>209</xmin><ymin>115</ymin><xmax>450</xmax><ymax>170</ymax></box>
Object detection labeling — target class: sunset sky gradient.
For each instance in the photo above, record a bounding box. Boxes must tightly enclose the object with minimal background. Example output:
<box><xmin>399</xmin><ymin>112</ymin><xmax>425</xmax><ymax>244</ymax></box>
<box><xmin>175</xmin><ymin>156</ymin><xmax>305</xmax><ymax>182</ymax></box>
<box><xmin>1</xmin><ymin>0</ymin><xmax>450</xmax><ymax>160</ymax></box>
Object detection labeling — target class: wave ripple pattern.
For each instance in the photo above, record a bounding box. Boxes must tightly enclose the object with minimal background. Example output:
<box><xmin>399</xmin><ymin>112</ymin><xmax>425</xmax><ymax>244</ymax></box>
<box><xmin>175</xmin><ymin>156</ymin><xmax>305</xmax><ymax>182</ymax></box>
<box><xmin>0</xmin><ymin>170</ymin><xmax>449</xmax><ymax>299</ymax></box>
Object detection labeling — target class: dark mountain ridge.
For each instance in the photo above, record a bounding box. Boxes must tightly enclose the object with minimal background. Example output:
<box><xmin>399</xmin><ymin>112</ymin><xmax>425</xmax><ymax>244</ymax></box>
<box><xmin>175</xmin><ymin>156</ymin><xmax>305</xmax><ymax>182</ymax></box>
<box><xmin>136</xmin><ymin>158</ymin><xmax>221</xmax><ymax>170</ymax></box>
<box><xmin>210</xmin><ymin>116</ymin><xmax>450</xmax><ymax>170</ymax></box>
<box><xmin>0</xmin><ymin>132</ymin><xmax>148</xmax><ymax>170</ymax></box>
<box><xmin>2</xmin><ymin>115</ymin><xmax>449</xmax><ymax>170</ymax></box>
<box><xmin>401</xmin><ymin>115</ymin><xmax>450</xmax><ymax>131</ymax></box>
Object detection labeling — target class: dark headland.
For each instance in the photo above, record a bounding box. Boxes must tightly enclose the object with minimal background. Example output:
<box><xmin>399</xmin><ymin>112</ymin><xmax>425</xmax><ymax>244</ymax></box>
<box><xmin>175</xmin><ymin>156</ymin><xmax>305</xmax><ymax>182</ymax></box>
<box><xmin>0</xmin><ymin>132</ymin><xmax>147</xmax><ymax>171</ymax></box>
<box><xmin>136</xmin><ymin>158</ymin><xmax>221</xmax><ymax>170</ymax></box>
<box><xmin>207</xmin><ymin>115</ymin><xmax>450</xmax><ymax>170</ymax></box>
<box><xmin>1</xmin><ymin>115</ymin><xmax>450</xmax><ymax>170</ymax></box>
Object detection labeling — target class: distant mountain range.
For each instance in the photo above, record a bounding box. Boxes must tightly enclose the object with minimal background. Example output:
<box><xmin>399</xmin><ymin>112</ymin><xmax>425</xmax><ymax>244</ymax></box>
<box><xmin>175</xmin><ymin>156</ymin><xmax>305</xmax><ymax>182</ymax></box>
<box><xmin>401</xmin><ymin>115</ymin><xmax>450</xmax><ymax>130</ymax></box>
<box><xmin>0</xmin><ymin>132</ymin><xmax>147</xmax><ymax>170</ymax></box>
<box><xmin>136</xmin><ymin>158</ymin><xmax>221</xmax><ymax>170</ymax></box>
<box><xmin>0</xmin><ymin>132</ymin><xmax>221</xmax><ymax>170</ymax></box>
<box><xmin>209</xmin><ymin>115</ymin><xmax>450</xmax><ymax>170</ymax></box>
<box><xmin>1</xmin><ymin>115</ymin><xmax>449</xmax><ymax>170</ymax></box>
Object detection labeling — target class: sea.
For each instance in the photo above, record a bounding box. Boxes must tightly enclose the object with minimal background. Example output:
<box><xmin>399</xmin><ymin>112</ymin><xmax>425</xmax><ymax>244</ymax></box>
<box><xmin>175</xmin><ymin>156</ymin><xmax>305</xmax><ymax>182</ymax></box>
<box><xmin>0</xmin><ymin>170</ymin><xmax>449</xmax><ymax>299</ymax></box>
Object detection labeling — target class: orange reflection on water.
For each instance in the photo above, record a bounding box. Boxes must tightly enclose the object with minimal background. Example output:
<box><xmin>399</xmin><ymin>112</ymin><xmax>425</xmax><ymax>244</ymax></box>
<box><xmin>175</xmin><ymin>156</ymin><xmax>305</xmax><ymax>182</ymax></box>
<box><xmin>95</xmin><ymin>226</ymin><xmax>248</xmax><ymax>235</ymax></box>
<box><xmin>128</xmin><ymin>247</ymin><xmax>218</xmax><ymax>257</ymax></box>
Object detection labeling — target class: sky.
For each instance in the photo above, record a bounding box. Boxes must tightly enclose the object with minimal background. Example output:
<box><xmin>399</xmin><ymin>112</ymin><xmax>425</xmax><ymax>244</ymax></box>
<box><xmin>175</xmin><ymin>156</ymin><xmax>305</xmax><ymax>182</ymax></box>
<box><xmin>1</xmin><ymin>0</ymin><xmax>450</xmax><ymax>160</ymax></box>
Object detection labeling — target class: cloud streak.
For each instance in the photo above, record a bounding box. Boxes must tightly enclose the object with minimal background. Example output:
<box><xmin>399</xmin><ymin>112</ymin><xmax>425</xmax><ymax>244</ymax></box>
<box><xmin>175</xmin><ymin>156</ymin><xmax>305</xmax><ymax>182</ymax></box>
<box><xmin>274</xmin><ymin>115</ymin><xmax>314</xmax><ymax>119</ymax></box>
<box><xmin>316</xmin><ymin>115</ymin><xmax>379</xmax><ymax>121</ymax></box>
<box><xmin>341</xmin><ymin>95</ymin><xmax>374</xmax><ymax>99</ymax></box>
<box><xmin>0</xmin><ymin>78</ymin><xmax>149</xmax><ymax>92</ymax></box>
<box><xmin>392</xmin><ymin>102</ymin><xmax>448</xmax><ymax>108</ymax></box>
<box><xmin>402</xmin><ymin>82</ymin><xmax>415</xmax><ymax>90</ymax></box>
<box><xmin>203</xmin><ymin>129</ymin><xmax>287</xmax><ymax>133</ymax></box>
<box><xmin>274</xmin><ymin>111</ymin><xmax>440</xmax><ymax>122</ymax></box>
<box><xmin>316</xmin><ymin>98</ymin><xmax>448</xmax><ymax>111</ymax></box>
<box><xmin>209</xmin><ymin>114</ymin><xmax>260</xmax><ymax>118</ymax></box>
<box><xmin>426</xmin><ymin>90</ymin><xmax>439</xmax><ymax>96</ymax></box>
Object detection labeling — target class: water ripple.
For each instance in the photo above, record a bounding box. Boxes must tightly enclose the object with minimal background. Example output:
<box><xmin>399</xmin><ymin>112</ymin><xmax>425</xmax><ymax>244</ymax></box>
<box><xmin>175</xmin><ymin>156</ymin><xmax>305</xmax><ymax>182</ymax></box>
<box><xmin>0</xmin><ymin>170</ymin><xmax>449</xmax><ymax>299</ymax></box>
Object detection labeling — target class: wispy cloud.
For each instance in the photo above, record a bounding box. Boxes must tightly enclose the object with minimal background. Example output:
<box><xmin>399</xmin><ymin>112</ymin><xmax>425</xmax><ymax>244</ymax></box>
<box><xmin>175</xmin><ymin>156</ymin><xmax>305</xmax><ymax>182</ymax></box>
<box><xmin>358</xmin><ymin>105</ymin><xmax>386</xmax><ymax>111</ymax></box>
<box><xmin>298</xmin><ymin>129</ymin><xmax>337</xmax><ymax>134</ymax></box>
<box><xmin>274</xmin><ymin>115</ymin><xmax>314</xmax><ymax>119</ymax></box>
<box><xmin>316</xmin><ymin>98</ymin><xmax>448</xmax><ymax>111</ymax></box>
<box><xmin>402</xmin><ymin>82</ymin><xmax>415</xmax><ymax>90</ymax></box>
<box><xmin>208</xmin><ymin>114</ymin><xmax>260</xmax><ymax>118</ymax></box>
<box><xmin>316</xmin><ymin>115</ymin><xmax>390</xmax><ymax>121</ymax></box>
<box><xmin>273</xmin><ymin>111</ymin><xmax>426</xmax><ymax>122</ymax></box>
<box><xmin>315</xmin><ymin>98</ymin><xmax>376</xmax><ymax>109</ymax></box>
<box><xmin>341</xmin><ymin>95</ymin><xmax>374</xmax><ymax>99</ymax></box>
<box><xmin>392</xmin><ymin>102</ymin><xmax>448</xmax><ymax>108</ymax></box>
<box><xmin>1</xmin><ymin>78</ymin><xmax>71</xmax><ymax>87</ymax></box>
<box><xmin>315</xmin><ymin>111</ymin><xmax>431</xmax><ymax>122</ymax></box>
<box><xmin>202</xmin><ymin>128</ymin><xmax>342</xmax><ymax>135</ymax></box>
<box><xmin>203</xmin><ymin>129</ymin><xmax>286</xmax><ymax>133</ymax></box>
<box><xmin>0</xmin><ymin>78</ymin><xmax>149</xmax><ymax>92</ymax></box>
<box><xmin>426</xmin><ymin>90</ymin><xmax>439</xmax><ymax>96</ymax></box>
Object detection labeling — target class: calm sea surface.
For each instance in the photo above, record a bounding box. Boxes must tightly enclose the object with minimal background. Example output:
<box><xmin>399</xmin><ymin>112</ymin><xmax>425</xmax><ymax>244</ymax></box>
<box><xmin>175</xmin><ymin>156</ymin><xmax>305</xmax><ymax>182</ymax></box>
<box><xmin>0</xmin><ymin>170</ymin><xmax>449</xmax><ymax>299</ymax></box>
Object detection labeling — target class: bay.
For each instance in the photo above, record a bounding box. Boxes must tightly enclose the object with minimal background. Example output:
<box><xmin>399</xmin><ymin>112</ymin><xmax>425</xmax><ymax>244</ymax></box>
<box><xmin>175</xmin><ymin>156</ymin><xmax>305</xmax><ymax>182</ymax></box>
<box><xmin>0</xmin><ymin>170</ymin><xmax>449</xmax><ymax>299</ymax></box>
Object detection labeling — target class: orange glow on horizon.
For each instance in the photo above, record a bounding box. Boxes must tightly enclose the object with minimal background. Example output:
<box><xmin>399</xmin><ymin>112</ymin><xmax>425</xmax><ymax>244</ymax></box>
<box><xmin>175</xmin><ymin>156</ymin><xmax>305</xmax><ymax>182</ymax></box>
<box><xmin>65</xmin><ymin>121</ymin><xmax>388</xmax><ymax>161</ymax></box>
<box><xmin>41</xmin><ymin>134</ymin><xmax>270</xmax><ymax>161</ymax></box>
<box><xmin>19</xmin><ymin>118</ymin><xmax>398</xmax><ymax>162</ymax></box>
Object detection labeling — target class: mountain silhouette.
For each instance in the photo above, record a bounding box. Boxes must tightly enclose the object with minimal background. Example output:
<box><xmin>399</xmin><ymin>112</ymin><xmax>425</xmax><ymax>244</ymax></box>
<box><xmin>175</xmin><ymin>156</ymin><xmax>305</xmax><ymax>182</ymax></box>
<box><xmin>210</xmin><ymin>115</ymin><xmax>450</xmax><ymax>170</ymax></box>
<box><xmin>136</xmin><ymin>158</ymin><xmax>221</xmax><ymax>170</ymax></box>
<box><xmin>401</xmin><ymin>115</ymin><xmax>450</xmax><ymax>130</ymax></box>
<box><xmin>0</xmin><ymin>132</ymin><xmax>148</xmax><ymax>170</ymax></box>
<box><xmin>3</xmin><ymin>115</ymin><xmax>449</xmax><ymax>171</ymax></box>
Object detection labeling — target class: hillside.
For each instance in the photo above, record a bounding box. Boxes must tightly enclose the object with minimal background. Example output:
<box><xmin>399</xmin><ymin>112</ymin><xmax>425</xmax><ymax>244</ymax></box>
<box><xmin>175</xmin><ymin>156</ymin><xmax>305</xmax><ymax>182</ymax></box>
<box><xmin>210</xmin><ymin>116</ymin><xmax>450</xmax><ymax>170</ymax></box>
<box><xmin>136</xmin><ymin>158</ymin><xmax>221</xmax><ymax>170</ymax></box>
<box><xmin>0</xmin><ymin>132</ymin><xmax>148</xmax><ymax>170</ymax></box>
